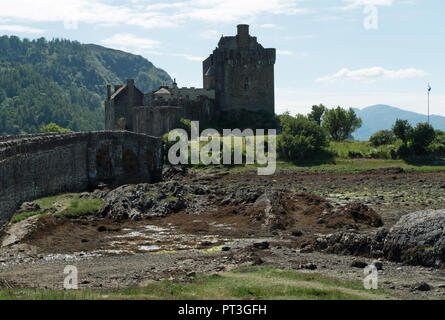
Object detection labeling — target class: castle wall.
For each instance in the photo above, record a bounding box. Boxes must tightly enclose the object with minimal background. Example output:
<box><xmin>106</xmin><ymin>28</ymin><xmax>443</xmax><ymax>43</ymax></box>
<box><xmin>133</xmin><ymin>106</ymin><xmax>183</xmax><ymax>137</ymax></box>
<box><xmin>0</xmin><ymin>131</ymin><xmax>163</xmax><ymax>229</ymax></box>
<box><xmin>105</xmin><ymin>80</ymin><xmax>144</xmax><ymax>131</ymax></box>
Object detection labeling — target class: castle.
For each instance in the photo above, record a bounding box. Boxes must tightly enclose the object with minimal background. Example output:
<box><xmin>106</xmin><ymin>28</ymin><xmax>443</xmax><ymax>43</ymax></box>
<box><xmin>105</xmin><ymin>25</ymin><xmax>276</xmax><ymax>136</ymax></box>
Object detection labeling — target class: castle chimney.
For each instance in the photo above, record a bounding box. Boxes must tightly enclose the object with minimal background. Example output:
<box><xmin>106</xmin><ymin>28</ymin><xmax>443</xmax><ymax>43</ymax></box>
<box><xmin>107</xmin><ymin>85</ymin><xmax>111</xmax><ymax>100</ymax></box>
<box><xmin>237</xmin><ymin>24</ymin><xmax>249</xmax><ymax>49</ymax></box>
<box><xmin>127</xmin><ymin>79</ymin><xmax>135</xmax><ymax>88</ymax></box>
<box><xmin>237</xmin><ymin>24</ymin><xmax>249</xmax><ymax>37</ymax></box>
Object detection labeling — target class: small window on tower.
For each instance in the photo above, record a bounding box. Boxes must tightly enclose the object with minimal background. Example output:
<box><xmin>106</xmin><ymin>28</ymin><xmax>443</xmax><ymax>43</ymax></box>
<box><xmin>244</xmin><ymin>77</ymin><xmax>250</xmax><ymax>91</ymax></box>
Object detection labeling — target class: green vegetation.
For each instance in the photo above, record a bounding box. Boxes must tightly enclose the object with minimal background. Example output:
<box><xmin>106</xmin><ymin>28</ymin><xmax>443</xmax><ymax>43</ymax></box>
<box><xmin>0</xmin><ymin>36</ymin><xmax>171</xmax><ymax>135</ymax></box>
<box><xmin>116</xmin><ymin>117</ymin><xmax>127</xmax><ymax>131</ymax></box>
<box><xmin>370</xmin><ymin>130</ymin><xmax>396</xmax><ymax>147</ymax></box>
<box><xmin>10</xmin><ymin>193</ymin><xmax>103</xmax><ymax>223</ymax></box>
<box><xmin>400</xmin><ymin>122</ymin><xmax>436</xmax><ymax>156</ymax></box>
<box><xmin>178</xmin><ymin>118</ymin><xmax>192</xmax><ymax>136</ymax></box>
<box><xmin>329</xmin><ymin>140</ymin><xmax>399</xmax><ymax>160</ymax></box>
<box><xmin>54</xmin><ymin>198</ymin><xmax>103</xmax><ymax>218</ymax></box>
<box><xmin>40</xmin><ymin>123</ymin><xmax>72</xmax><ymax>133</ymax></box>
<box><xmin>0</xmin><ymin>266</ymin><xmax>394</xmax><ymax>300</ymax></box>
<box><xmin>322</xmin><ymin>107</ymin><xmax>362</xmax><ymax>141</ymax></box>
<box><xmin>308</xmin><ymin>104</ymin><xmax>326</xmax><ymax>126</ymax></box>
<box><xmin>10</xmin><ymin>210</ymin><xmax>45</xmax><ymax>223</ymax></box>
<box><xmin>278</xmin><ymin>113</ymin><xmax>329</xmax><ymax>161</ymax></box>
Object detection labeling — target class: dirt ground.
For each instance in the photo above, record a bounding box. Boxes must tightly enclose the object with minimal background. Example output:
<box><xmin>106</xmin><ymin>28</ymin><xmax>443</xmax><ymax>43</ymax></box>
<box><xmin>1</xmin><ymin>167</ymin><xmax>445</xmax><ymax>299</ymax></box>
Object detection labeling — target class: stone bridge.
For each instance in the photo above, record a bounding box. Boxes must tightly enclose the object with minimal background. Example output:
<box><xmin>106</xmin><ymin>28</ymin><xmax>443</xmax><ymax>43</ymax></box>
<box><xmin>0</xmin><ymin>131</ymin><xmax>163</xmax><ymax>229</ymax></box>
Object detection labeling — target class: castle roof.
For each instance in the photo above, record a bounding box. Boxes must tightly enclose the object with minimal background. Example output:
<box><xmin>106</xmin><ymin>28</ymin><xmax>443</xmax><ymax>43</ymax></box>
<box><xmin>109</xmin><ymin>83</ymin><xmax>144</xmax><ymax>101</ymax></box>
<box><xmin>110</xmin><ymin>85</ymin><xmax>126</xmax><ymax>100</ymax></box>
<box><xmin>205</xmin><ymin>66</ymin><xmax>216</xmax><ymax>76</ymax></box>
<box><xmin>154</xmin><ymin>88</ymin><xmax>171</xmax><ymax>95</ymax></box>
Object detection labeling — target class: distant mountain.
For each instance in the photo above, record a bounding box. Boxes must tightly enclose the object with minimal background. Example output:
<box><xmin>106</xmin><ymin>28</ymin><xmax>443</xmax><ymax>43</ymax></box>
<box><xmin>352</xmin><ymin>105</ymin><xmax>445</xmax><ymax>141</ymax></box>
<box><xmin>0</xmin><ymin>36</ymin><xmax>171</xmax><ymax>135</ymax></box>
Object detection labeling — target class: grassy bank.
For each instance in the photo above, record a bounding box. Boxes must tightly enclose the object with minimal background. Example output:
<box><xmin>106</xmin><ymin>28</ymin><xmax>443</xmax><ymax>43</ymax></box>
<box><xmin>205</xmin><ymin>158</ymin><xmax>445</xmax><ymax>175</ymax></box>
<box><xmin>11</xmin><ymin>193</ymin><xmax>103</xmax><ymax>223</ymax></box>
<box><xmin>0</xmin><ymin>266</ymin><xmax>394</xmax><ymax>300</ymax></box>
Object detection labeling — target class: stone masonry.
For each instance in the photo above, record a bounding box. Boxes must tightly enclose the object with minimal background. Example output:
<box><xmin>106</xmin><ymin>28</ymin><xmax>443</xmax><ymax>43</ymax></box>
<box><xmin>0</xmin><ymin>131</ymin><xmax>163</xmax><ymax>229</ymax></box>
<box><xmin>105</xmin><ymin>24</ymin><xmax>276</xmax><ymax>137</ymax></box>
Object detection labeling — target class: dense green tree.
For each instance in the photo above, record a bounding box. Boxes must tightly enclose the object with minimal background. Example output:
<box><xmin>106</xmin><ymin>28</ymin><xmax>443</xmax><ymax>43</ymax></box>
<box><xmin>0</xmin><ymin>88</ymin><xmax>6</xmax><ymax>103</ymax></box>
<box><xmin>308</xmin><ymin>104</ymin><xmax>326</xmax><ymax>126</ymax></box>
<box><xmin>392</xmin><ymin>119</ymin><xmax>412</xmax><ymax>144</ymax></box>
<box><xmin>322</xmin><ymin>107</ymin><xmax>362</xmax><ymax>141</ymax></box>
<box><xmin>410</xmin><ymin>122</ymin><xmax>436</xmax><ymax>154</ymax></box>
<box><xmin>277</xmin><ymin>114</ymin><xmax>329</xmax><ymax>161</ymax></box>
<box><xmin>40</xmin><ymin>123</ymin><xmax>72</xmax><ymax>133</ymax></box>
<box><xmin>0</xmin><ymin>35</ymin><xmax>171</xmax><ymax>136</ymax></box>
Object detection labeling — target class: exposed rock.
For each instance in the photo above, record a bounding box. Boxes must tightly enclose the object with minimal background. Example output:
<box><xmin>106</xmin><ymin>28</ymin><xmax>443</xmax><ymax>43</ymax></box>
<box><xmin>291</xmin><ymin>230</ymin><xmax>303</xmax><ymax>237</ymax></box>
<box><xmin>313</xmin><ymin>231</ymin><xmax>376</xmax><ymax>257</ymax></box>
<box><xmin>253</xmin><ymin>242</ymin><xmax>270</xmax><ymax>250</ymax></box>
<box><xmin>300</xmin><ymin>263</ymin><xmax>317</xmax><ymax>270</ymax></box>
<box><xmin>1</xmin><ymin>216</ymin><xmax>40</xmax><ymax>247</ymax></box>
<box><xmin>19</xmin><ymin>202</ymin><xmax>41</xmax><ymax>213</ymax></box>
<box><xmin>411</xmin><ymin>282</ymin><xmax>432</xmax><ymax>292</ymax></box>
<box><xmin>98</xmin><ymin>182</ymin><xmax>199</xmax><ymax>221</ymax></box>
<box><xmin>373</xmin><ymin>260</ymin><xmax>384</xmax><ymax>270</ymax></box>
<box><xmin>383</xmin><ymin>209</ymin><xmax>445</xmax><ymax>267</ymax></box>
<box><xmin>351</xmin><ymin>260</ymin><xmax>368</xmax><ymax>268</ymax></box>
<box><xmin>326</xmin><ymin>203</ymin><xmax>383</xmax><ymax>229</ymax></box>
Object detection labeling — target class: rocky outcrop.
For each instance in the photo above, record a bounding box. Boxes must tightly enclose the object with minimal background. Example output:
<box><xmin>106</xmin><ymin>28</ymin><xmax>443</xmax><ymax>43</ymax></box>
<box><xmin>312</xmin><ymin>228</ymin><xmax>387</xmax><ymax>258</ymax></box>
<box><xmin>383</xmin><ymin>209</ymin><xmax>445</xmax><ymax>267</ymax></box>
<box><xmin>98</xmin><ymin>181</ymin><xmax>209</xmax><ymax>221</ymax></box>
<box><xmin>312</xmin><ymin>209</ymin><xmax>445</xmax><ymax>268</ymax></box>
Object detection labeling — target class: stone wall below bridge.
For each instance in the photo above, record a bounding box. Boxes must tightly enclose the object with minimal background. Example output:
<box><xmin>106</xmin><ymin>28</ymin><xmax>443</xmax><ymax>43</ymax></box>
<box><xmin>0</xmin><ymin>131</ymin><xmax>163</xmax><ymax>229</ymax></box>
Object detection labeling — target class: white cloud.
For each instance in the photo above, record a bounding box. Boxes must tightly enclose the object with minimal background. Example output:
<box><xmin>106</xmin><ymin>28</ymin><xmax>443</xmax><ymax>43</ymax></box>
<box><xmin>0</xmin><ymin>24</ymin><xmax>44</xmax><ymax>34</ymax></box>
<box><xmin>317</xmin><ymin>67</ymin><xmax>428</xmax><ymax>82</ymax></box>
<box><xmin>259</xmin><ymin>23</ymin><xmax>278</xmax><ymax>28</ymax></box>
<box><xmin>0</xmin><ymin>0</ymin><xmax>307</xmax><ymax>29</ymax></box>
<box><xmin>277</xmin><ymin>50</ymin><xmax>293</xmax><ymax>55</ymax></box>
<box><xmin>200</xmin><ymin>29</ymin><xmax>221</xmax><ymax>40</ymax></box>
<box><xmin>101</xmin><ymin>33</ymin><xmax>161</xmax><ymax>52</ymax></box>
<box><xmin>171</xmin><ymin>53</ymin><xmax>204</xmax><ymax>62</ymax></box>
<box><xmin>343</xmin><ymin>0</ymin><xmax>394</xmax><ymax>9</ymax></box>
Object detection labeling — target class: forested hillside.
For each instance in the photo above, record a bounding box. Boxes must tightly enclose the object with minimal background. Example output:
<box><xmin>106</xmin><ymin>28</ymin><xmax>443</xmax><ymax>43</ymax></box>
<box><xmin>0</xmin><ymin>36</ymin><xmax>171</xmax><ymax>135</ymax></box>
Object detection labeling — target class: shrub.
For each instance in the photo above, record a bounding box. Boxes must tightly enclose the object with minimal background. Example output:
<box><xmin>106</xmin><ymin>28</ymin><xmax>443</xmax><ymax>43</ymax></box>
<box><xmin>40</xmin><ymin>123</ymin><xmax>72</xmax><ymax>133</ymax></box>
<box><xmin>392</xmin><ymin>119</ymin><xmax>412</xmax><ymax>144</ymax></box>
<box><xmin>410</xmin><ymin>122</ymin><xmax>436</xmax><ymax>155</ymax></box>
<box><xmin>370</xmin><ymin>130</ymin><xmax>396</xmax><ymax>147</ymax></box>
<box><xmin>277</xmin><ymin>115</ymin><xmax>329</xmax><ymax>161</ymax></box>
<box><xmin>348</xmin><ymin>151</ymin><xmax>363</xmax><ymax>159</ymax></box>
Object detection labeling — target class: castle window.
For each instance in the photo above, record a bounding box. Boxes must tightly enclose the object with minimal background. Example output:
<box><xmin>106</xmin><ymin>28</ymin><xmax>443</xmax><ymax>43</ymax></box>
<box><xmin>244</xmin><ymin>77</ymin><xmax>250</xmax><ymax>91</ymax></box>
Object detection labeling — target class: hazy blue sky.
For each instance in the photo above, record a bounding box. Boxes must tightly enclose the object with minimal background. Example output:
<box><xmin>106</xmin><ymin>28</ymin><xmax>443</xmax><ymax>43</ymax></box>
<box><xmin>0</xmin><ymin>0</ymin><xmax>443</xmax><ymax>116</ymax></box>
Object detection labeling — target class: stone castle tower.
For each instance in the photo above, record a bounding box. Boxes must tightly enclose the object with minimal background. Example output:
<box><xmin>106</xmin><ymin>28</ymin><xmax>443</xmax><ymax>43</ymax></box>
<box><xmin>203</xmin><ymin>24</ymin><xmax>276</xmax><ymax>114</ymax></box>
<box><xmin>105</xmin><ymin>24</ymin><xmax>276</xmax><ymax>136</ymax></box>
